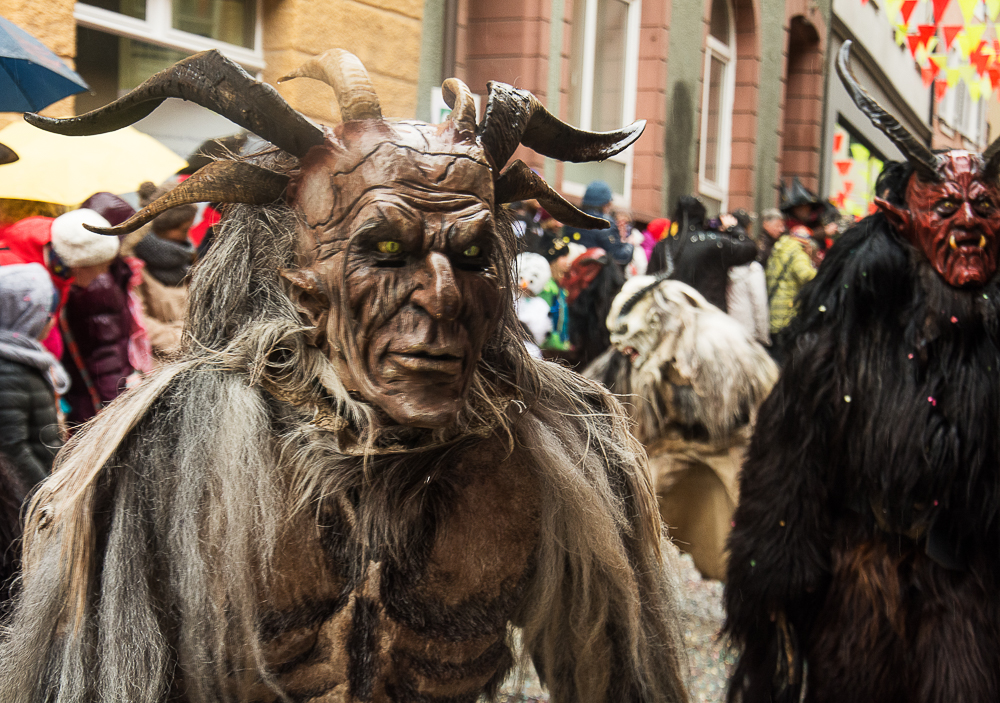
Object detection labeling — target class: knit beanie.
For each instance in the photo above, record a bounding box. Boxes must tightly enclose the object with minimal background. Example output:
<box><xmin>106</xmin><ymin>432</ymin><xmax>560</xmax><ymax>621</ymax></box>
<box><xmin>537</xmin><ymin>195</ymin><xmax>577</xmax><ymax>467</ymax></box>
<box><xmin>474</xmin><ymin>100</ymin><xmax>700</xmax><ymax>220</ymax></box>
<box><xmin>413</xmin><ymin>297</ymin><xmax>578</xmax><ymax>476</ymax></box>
<box><xmin>50</xmin><ymin>209</ymin><xmax>117</xmax><ymax>268</ymax></box>
<box><xmin>581</xmin><ymin>180</ymin><xmax>613</xmax><ymax>208</ymax></box>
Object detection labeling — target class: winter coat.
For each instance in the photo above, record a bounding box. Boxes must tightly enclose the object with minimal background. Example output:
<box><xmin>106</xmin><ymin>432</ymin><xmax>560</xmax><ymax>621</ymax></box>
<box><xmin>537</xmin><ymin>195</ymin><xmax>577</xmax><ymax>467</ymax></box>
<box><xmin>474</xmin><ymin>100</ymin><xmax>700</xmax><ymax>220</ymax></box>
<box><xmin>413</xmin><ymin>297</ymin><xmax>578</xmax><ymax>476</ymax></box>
<box><xmin>561</xmin><ymin>210</ymin><xmax>634</xmax><ymax>265</ymax></box>
<box><xmin>651</xmin><ymin>228</ymin><xmax>759</xmax><ymax>312</ymax></box>
<box><xmin>61</xmin><ymin>258</ymin><xmax>135</xmax><ymax>423</ymax></box>
<box><xmin>0</xmin><ymin>358</ymin><xmax>61</xmax><ymax>486</ymax></box>
<box><xmin>727</xmin><ymin>261</ymin><xmax>770</xmax><ymax>345</ymax></box>
<box><xmin>765</xmin><ymin>234</ymin><xmax>816</xmax><ymax>334</ymax></box>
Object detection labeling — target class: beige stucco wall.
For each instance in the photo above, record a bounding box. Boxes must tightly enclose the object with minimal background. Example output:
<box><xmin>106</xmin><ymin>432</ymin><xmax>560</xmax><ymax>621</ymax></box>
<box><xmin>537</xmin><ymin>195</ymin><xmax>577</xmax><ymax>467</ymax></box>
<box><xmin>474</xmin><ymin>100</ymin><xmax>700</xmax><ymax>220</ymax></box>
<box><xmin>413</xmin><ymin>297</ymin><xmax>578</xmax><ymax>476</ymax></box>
<box><xmin>0</xmin><ymin>0</ymin><xmax>78</xmax><ymax>129</ymax></box>
<box><xmin>263</xmin><ymin>0</ymin><xmax>425</xmax><ymax>126</ymax></box>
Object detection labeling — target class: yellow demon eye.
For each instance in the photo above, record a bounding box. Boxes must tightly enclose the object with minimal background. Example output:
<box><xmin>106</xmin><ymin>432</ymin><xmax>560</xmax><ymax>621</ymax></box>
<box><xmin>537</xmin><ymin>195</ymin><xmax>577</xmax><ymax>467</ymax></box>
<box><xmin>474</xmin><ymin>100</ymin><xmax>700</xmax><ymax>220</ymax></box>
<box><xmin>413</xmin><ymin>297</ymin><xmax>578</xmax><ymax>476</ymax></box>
<box><xmin>463</xmin><ymin>245</ymin><xmax>481</xmax><ymax>257</ymax></box>
<box><xmin>377</xmin><ymin>240</ymin><xmax>401</xmax><ymax>254</ymax></box>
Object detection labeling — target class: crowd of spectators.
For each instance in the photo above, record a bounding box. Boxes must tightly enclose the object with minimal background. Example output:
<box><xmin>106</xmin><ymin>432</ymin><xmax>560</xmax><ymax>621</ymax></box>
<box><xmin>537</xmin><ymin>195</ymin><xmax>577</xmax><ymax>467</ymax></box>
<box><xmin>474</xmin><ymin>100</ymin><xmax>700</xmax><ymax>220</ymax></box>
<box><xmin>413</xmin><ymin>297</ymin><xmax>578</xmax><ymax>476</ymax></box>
<box><xmin>515</xmin><ymin>177</ymin><xmax>848</xmax><ymax>367</ymax></box>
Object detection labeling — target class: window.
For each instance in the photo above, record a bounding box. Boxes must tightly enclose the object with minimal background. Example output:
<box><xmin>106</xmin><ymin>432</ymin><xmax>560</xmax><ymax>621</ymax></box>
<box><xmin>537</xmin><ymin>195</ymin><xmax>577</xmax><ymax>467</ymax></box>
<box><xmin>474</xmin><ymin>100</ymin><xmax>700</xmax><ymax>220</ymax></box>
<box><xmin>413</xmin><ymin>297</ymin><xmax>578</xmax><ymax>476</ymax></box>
<box><xmin>74</xmin><ymin>0</ymin><xmax>262</xmax><ymax>157</ymax></box>
<box><xmin>563</xmin><ymin>0</ymin><xmax>642</xmax><ymax>204</ymax></box>
<box><xmin>698</xmin><ymin>0</ymin><xmax>736</xmax><ymax>211</ymax></box>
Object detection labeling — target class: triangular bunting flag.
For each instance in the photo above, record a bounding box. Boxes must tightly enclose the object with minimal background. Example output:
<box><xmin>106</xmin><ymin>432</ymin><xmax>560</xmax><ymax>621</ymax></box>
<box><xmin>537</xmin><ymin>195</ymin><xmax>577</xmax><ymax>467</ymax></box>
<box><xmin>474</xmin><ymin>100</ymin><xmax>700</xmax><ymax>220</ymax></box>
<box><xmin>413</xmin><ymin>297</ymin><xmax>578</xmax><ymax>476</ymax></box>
<box><xmin>958</xmin><ymin>0</ymin><xmax>979</xmax><ymax>23</ymax></box>
<box><xmin>935</xmin><ymin>80</ymin><xmax>949</xmax><ymax>101</ymax></box>
<box><xmin>834</xmin><ymin>192</ymin><xmax>847</xmax><ymax>209</ymax></box>
<box><xmin>900</xmin><ymin>0</ymin><xmax>919</xmax><ymax>24</ymax></box>
<box><xmin>972</xmin><ymin>44</ymin><xmax>991</xmax><ymax>75</ymax></box>
<box><xmin>969</xmin><ymin>78</ymin><xmax>982</xmax><ymax>101</ymax></box>
<box><xmin>917</xmin><ymin>24</ymin><xmax>938</xmax><ymax>48</ymax></box>
<box><xmin>988</xmin><ymin>65</ymin><xmax>1000</xmax><ymax>90</ymax></box>
<box><xmin>843</xmin><ymin>181</ymin><xmax>855</xmax><ymax>196</ymax></box>
<box><xmin>895</xmin><ymin>25</ymin><xmax>909</xmax><ymax>45</ymax></box>
<box><xmin>907</xmin><ymin>33</ymin><xmax>923</xmax><ymax>58</ymax></box>
<box><xmin>850</xmin><ymin>143</ymin><xmax>871</xmax><ymax>163</ymax></box>
<box><xmin>942</xmin><ymin>25</ymin><xmax>963</xmax><ymax>50</ymax></box>
<box><xmin>835</xmin><ymin>160</ymin><xmax>853</xmax><ymax>176</ymax></box>
<box><xmin>988</xmin><ymin>0</ymin><xmax>1000</xmax><ymax>19</ymax></box>
<box><xmin>958</xmin><ymin>24</ymin><xmax>986</xmax><ymax>57</ymax></box>
<box><xmin>946</xmin><ymin>67</ymin><xmax>962</xmax><ymax>87</ymax></box>
<box><xmin>833</xmin><ymin>132</ymin><xmax>844</xmax><ymax>153</ymax></box>
<box><xmin>869</xmin><ymin>203</ymin><xmax>879</xmax><ymax>216</ymax></box>
<box><xmin>929</xmin><ymin>54</ymin><xmax>950</xmax><ymax>70</ymax></box>
<box><xmin>933</xmin><ymin>0</ymin><xmax>952</xmax><ymax>23</ymax></box>
<box><xmin>922</xmin><ymin>64</ymin><xmax>940</xmax><ymax>86</ymax></box>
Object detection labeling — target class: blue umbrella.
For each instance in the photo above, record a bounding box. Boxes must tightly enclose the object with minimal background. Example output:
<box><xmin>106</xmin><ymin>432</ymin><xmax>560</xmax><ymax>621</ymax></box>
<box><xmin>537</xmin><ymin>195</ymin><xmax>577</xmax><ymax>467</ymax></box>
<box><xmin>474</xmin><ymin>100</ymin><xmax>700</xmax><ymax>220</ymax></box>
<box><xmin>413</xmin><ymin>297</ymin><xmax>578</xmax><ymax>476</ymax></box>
<box><xmin>0</xmin><ymin>15</ymin><xmax>89</xmax><ymax>113</ymax></box>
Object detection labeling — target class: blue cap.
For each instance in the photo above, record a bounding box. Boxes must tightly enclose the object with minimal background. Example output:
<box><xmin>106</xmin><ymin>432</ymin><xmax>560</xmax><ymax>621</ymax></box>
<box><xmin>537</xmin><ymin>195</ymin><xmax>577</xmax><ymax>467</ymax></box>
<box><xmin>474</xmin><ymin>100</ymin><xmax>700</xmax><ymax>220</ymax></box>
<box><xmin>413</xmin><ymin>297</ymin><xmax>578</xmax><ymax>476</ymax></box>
<box><xmin>581</xmin><ymin>180</ymin><xmax>613</xmax><ymax>208</ymax></box>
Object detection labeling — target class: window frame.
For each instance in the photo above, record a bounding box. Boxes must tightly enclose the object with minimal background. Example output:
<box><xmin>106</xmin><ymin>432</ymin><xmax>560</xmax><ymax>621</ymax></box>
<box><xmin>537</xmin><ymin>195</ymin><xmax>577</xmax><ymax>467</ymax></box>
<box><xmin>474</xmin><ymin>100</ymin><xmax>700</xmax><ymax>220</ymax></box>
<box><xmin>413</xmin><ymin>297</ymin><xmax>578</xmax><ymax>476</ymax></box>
<box><xmin>74</xmin><ymin>0</ymin><xmax>265</xmax><ymax>72</ymax></box>
<box><xmin>561</xmin><ymin>0</ymin><xmax>642</xmax><ymax>207</ymax></box>
<box><xmin>697</xmin><ymin>0</ymin><xmax>736</xmax><ymax>210</ymax></box>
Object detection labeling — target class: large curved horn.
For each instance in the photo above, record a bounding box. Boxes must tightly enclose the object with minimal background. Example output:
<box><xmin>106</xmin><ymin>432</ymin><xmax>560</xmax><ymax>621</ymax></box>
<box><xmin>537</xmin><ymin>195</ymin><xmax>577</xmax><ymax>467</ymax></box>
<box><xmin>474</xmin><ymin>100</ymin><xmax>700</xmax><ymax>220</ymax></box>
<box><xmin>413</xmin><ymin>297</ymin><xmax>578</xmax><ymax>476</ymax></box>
<box><xmin>0</xmin><ymin>143</ymin><xmax>17</xmax><ymax>165</ymax></box>
<box><xmin>441</xmin><ymin>78</ymin><xmax>477</xmax><ymax>135</ymax></box>
<box><xmin>836</xmin><ymin>41</ymin><xmax>939</xmax><ymax>180</ymax></box>
<box><xmin>25</xmin><ymin>51</ymin><xmax>324</xmax><ymax>159</ymax></box>
<box><xmin>85</xmin><ymin>161</ymin><xmax>289</xmax><ymax>236</ymax></box>
<box><xmin>278</xmin><ymin>49</ymin><xmax>382</xmax><ymax>122</ymax></box>
<box><xmin>479</xmin><ymin>81</ymin><xmax>645</xmax><ymax>168</ymax></box>
<box><xmin>495</xmin><ymin>160</ymin><xmax>609</xmax><ymax>229</ymax></box>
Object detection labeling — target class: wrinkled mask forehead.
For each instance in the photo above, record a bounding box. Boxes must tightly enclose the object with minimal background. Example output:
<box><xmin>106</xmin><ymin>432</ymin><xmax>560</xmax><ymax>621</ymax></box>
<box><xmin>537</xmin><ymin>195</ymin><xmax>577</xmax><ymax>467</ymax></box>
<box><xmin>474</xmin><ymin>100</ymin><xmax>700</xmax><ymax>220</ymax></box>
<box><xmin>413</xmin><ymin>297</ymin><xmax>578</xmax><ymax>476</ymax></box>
<box><xmin>290</xmin><ymin>122</ymin><xmax>495</xmax><ymax>249</ymax></box>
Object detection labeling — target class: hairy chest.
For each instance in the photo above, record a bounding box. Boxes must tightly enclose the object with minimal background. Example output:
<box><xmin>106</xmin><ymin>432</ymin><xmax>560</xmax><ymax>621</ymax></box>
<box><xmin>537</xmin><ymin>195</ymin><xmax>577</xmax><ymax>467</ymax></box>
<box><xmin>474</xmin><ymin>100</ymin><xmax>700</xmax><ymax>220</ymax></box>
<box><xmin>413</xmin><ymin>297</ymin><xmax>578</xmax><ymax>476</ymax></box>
<box><xmin>242</xmin><ymin>443</ymin><xmax>542</xmax><ymax>703</ymax></box>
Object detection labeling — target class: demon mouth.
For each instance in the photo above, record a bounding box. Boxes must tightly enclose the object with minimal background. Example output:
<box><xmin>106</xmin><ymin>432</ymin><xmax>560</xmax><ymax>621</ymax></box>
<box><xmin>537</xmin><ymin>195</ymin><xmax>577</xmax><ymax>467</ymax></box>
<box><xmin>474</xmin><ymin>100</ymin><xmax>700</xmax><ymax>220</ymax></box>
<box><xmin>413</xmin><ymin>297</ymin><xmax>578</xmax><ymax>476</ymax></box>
<box><xmin>949</xmin><ymin>234</ymin><xmax>987</xmax><ymax>250</ymax></box>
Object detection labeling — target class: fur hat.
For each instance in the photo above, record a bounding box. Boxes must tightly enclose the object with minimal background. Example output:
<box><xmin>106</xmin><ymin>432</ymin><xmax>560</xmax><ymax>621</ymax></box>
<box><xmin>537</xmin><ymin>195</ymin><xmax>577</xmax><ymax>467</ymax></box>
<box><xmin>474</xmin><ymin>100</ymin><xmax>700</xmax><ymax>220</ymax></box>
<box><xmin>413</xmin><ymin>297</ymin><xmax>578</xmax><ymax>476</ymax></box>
<box><xmin>50</xmin><ymin>209</ymin><xmax>116</xmax><ymax>268</ymax></box>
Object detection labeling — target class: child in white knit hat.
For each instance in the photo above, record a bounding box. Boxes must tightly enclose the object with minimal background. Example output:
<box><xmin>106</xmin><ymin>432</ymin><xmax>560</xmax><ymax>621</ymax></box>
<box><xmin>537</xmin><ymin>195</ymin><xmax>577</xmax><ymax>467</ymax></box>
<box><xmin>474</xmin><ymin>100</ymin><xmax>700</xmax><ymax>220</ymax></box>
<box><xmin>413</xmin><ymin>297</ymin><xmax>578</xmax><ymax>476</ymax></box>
<box><xmin>50</xmin><ymin>208</ymin><xmax>137</xmax><ymax>425</ymax></box>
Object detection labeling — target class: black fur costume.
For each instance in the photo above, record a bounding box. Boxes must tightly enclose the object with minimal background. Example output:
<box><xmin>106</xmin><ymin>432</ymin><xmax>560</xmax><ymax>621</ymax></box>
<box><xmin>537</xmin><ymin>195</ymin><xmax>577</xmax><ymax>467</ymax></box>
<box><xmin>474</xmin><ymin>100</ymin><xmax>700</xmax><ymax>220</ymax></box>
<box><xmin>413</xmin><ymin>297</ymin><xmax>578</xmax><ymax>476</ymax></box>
<box><xmin>725</xmin><ymin>160</ymin><xmax>1000</xmax><ymax>701</ymax></box>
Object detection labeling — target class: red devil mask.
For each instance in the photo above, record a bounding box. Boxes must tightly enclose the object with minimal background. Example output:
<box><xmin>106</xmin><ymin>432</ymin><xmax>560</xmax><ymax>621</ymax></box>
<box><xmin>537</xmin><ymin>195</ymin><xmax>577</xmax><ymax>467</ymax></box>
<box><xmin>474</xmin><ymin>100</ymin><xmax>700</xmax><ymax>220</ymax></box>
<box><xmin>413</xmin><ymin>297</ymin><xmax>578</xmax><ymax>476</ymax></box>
<box><xmin>838</xmin><ymin>41</ymin><xmax>1000</xmax><ymax>289</ymax></box>
<box><xmin>876</xmin><ymin>153</ymin><xmax>1000</xmax><ymax>287</ymax></box>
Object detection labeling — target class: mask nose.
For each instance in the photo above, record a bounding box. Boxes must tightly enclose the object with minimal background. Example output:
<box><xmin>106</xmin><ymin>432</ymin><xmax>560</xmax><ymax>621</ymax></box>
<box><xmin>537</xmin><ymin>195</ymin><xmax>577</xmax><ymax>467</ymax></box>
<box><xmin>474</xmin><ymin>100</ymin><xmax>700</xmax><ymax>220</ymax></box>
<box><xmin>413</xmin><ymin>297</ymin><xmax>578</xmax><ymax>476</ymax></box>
<box><xmin>410</xmin><ymin>251</ymin><xmax>460</xmax><ymax>321</ymax></box>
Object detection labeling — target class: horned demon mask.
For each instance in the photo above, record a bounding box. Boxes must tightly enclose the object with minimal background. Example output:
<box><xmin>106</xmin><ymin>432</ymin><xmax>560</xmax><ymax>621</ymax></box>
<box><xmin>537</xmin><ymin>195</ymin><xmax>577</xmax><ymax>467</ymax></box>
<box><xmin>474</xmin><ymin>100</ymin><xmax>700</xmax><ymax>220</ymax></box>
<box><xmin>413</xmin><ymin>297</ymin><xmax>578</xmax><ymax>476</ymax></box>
<box><xmin>28</xmin><ymin>49</ymin><xmax>643</xmax><ymax>428</ymax></box>
<box><xmin>839</xmin><ymin>41</ymin><xmax>1000</xmax><ymax>288</ymax></box>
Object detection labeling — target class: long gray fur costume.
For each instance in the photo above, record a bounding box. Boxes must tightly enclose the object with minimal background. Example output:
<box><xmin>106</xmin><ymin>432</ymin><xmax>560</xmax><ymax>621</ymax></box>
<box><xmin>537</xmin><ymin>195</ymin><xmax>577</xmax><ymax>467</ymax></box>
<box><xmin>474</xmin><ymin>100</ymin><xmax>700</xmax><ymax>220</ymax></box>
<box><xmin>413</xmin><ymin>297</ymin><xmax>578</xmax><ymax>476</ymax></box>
<box><xmin>0</xmin><ymin>50</ymin><xmax>687</xmax><ymax>703</ymax></box>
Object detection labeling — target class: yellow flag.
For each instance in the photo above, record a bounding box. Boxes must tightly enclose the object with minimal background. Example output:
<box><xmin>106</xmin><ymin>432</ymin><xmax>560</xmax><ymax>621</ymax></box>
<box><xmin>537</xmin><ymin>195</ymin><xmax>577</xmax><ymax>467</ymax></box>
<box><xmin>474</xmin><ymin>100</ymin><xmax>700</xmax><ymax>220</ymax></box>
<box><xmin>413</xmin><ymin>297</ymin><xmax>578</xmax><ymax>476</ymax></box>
<box><xmin>989</xmin><ymin>0</ymin><xmax>1000</xmax><ymax>20</ymax></box>
<box><xmin>895</xmin><ymin>25</ymin><xmax>908</xmax><ymax>46</ymax></box>
<box><xmin>958</xmin><ymin>0</ymin><xmax>979</xmax><ymax>23</ymax></box>
<box><xmin>958</xmin><ymin>24</ymin><xmax>986</xmax><ymax>58</ymax></box>
<box><xmin>969</xmin><ymin>78</ymin><xmax>982</xmax><ymax>101</ymax></box>
<box><xmin>929</xmin><ymin>54</ymin><xmax>949</xmax><ymax>69</ymax></box>
<box><xmin>885</xmin><ymin>0</ymin><xmax>904</xmax><ymax>21</ymax></box>
<box><xmin>946</xmin><ymin>67</ymin><xmax>962</xmax><ymax>87</ymax></box>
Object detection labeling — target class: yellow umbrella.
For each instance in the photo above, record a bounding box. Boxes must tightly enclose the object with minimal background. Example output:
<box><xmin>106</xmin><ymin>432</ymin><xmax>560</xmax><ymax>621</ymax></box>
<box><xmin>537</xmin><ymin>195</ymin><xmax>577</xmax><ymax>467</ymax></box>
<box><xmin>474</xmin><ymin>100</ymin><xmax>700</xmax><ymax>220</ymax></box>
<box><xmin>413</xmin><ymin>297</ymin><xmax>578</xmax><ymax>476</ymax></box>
<box><xmin>0</xmin><ymin>120</ymin><xmax>187</xmax><ymax>205</ymax></box>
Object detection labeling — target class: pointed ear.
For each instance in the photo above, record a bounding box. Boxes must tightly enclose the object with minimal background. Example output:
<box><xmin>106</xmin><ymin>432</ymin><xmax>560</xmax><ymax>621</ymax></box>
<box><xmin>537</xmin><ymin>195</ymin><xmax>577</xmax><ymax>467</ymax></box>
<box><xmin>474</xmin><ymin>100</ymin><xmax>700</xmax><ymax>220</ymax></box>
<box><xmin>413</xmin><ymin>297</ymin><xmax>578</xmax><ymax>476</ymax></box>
<box><xmin>875</xmin><ymin>197</ymin><xmax>911</xmax><ymax>233</ymax></box>
<box><xmin>280</xmin><ymin>267</ymin><xmax>330</xmax><ymax>327</ymax></box>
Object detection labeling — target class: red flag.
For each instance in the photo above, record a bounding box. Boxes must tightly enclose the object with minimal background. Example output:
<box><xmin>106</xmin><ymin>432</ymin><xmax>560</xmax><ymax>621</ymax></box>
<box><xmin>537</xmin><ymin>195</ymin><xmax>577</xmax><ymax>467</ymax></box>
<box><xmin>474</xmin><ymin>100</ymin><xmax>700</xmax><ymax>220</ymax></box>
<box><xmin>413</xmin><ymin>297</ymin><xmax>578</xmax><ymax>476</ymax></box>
<box><xmin>907</xmin><ymin>33</ymin><xmax>923</xmax><ymax>58</ymax></box>
<box><xmin>834</xmin><ymin>192</ymin><xmax>847</xmax><ymax>208</ymax></box>
<box><xmin>921</xmin><ymin>65</ymin><xmax>939</xmax><ymax>86</ymax></box>
<box><xmin>869</xmin><ymin>202</ymin><xmax>879</xmax><ymax>215</ymax></box>
<box><xmin>833</xmin><ymin>133</ymin><xmax>844</xmax><ymax>152</ymax></box>
<box><xmin>989</xmin><ymin>66</ymin><xmax>1000</xmax><ymax>90</ymax></box>
<box><xmin>935</xmin><ymin>80</ymin><xmax>949</xmax><ymax>101</ymax></box>
<box><xmin>835</xmin><ymin>160</ymin><xmax>853</xmax><ymax>176</ymax></box>
<box><xmin>972</xmin><ymin>44</ymin><xmax>991</xmax><ymax>75</ymax></box>
<box><xmin>943</xmin><ymin>25</ymin><xmax>962</xmax><ymax>50</ymax></box>
<box><xmin>843</xmin><ymin>181</ymin><xmax>855</xmax><ymax>196</ymax></box>
<box><xmin>901</xmin><ymin>0</ymin><xmax>919</xmax><ymax>24</ymax></box>
<box><xmin>917</xmin><ymin>24</ymin><xmax>938</xmax><ymax>48</ymax></box>
<box><xmin>933</xmin><ymin>0</ymin><xmax>952</xmax><ymax>24</ymax></box>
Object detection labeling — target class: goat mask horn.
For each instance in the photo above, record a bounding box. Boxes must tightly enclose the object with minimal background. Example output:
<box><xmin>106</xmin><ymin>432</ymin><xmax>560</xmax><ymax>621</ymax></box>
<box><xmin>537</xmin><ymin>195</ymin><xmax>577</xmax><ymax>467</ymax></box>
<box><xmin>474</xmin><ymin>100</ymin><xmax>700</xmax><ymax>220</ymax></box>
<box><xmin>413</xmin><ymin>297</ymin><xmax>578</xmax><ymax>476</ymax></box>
<box><xmin>84</xmin><ymin>161</ymin><xmax>289</xmax><ymax>236</ymax></box>
<box><xmin>25</xmin><ymin>50</ymin><xmax>325</xmax><ymax>159</ymax></box>
<box><xmin>495</xmin><ymin>160</ymin><xmax>608</xmax><ymax>229</ymax></box>
<box><xmin>441</xmin><ymin>78</ymin><xmax>478</xmax><ymax>135</ymax></box>
<box><xmin>479</xmin><ymin>81</ymin><xmax>645</xmax><ymax>168</ymax></box>
<box><xmin>836</xmin><ymin>41</ymin><xmax>939</xmax><ymax>180</ymax></box>
<box><xmin>0</xmin><ymin>143</ymin><xmax>17</xmax><ymax>165</ymax></box>
<box><xmin>278</xmin><ymin>49</ymin><xmax>382</xmax><ymax>122</ymax></box>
